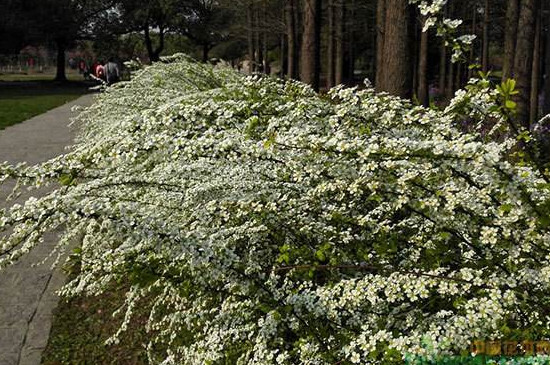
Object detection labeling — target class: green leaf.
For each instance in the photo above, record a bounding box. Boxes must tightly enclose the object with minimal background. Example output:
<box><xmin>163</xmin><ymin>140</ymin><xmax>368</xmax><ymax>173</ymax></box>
<box><xmin>315</xmin><ymin>250</ymin><xmax>326</xmax><ymax>262</ymax></box>
<box><xmin>539</xmin><ymin>215</ymin><xmax>550</xmax><ymax>229</ymax></box>
<box><xmin>517</xmin><ymin>131</ymin><xmax>532</xmax><ymax>142</ymax></box>
<box><xmin>277</xmin><ymin>253</ymin><xmax>290</xmax><ymax>264</ymax></box>
<box><xmin>258</xmin><ymin>303</ymin><xmax>271</xmax><ymax>314</ymax></box>
<box><xmin>263</xmin><ymin>131</ymin><xmax>277</xmax><ymax>149</ymax></box>
<box><xmin>59</xmin><ymin>173</ymin><xmax>74</xmax><ymax>186</ymax></box>
<box><xmin>499</xmin><ymin>204</ymin><xmax>513</xmax><ymax>214</ymax></box>
<box><xmin>244</xmin><ymin>115</ymin><xmax>260</xmax><ymax>138</ymax></box>
<box><xmin>505</xmin><ymin>100</ymin><xmax>517</xmax><ymax>110</ymax></box>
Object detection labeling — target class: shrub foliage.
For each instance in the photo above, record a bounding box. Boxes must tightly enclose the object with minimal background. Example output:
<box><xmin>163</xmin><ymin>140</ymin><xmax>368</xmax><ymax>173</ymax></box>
<box><xmin>2</xmin><ymin>56</ymin><xmax>550</xmax><ymax>364</ymax></box>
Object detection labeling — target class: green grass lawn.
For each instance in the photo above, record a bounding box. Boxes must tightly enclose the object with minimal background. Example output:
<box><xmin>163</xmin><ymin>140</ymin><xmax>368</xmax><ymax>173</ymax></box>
<box><xmin>0</xmin><ymin>69</ymin><xmax>85</xmax><ymax>82</ymax></box>
<box><xmin>0</xmin><ymin>80</ymin><xmax>91</xmax><ymax>129</ymax></box>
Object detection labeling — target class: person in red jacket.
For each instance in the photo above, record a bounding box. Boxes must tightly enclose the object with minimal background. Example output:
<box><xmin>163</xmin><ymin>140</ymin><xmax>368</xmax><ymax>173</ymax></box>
<box><xmin>91</xmin><ymin>60</ymin><xmax>105</xmax><ymax>81</ymax></box>
<box><xmin>96</xmin><ymin>64</ymin><xmax>105</xmax><ymax>80</ymax></box>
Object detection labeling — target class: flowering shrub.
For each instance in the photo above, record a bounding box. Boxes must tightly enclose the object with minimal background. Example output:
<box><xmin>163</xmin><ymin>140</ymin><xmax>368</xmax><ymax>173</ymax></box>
<box><xmin>405</xmin><ymin>355</ymin><xmax>550</xmax><ymax>365</ymax></box>
<box><xmin>1</xmin><ymin>55</ymin><xmax>550</xmax><ymax>364</ymax></box>
<box><xmin>410</xmin><ymin>0</ymin><xmax>475</xmax><ymax>61</ymax></box>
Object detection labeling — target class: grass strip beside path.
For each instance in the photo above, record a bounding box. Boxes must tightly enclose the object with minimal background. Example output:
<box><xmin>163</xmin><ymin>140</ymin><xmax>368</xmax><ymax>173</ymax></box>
<box><xmin>0</xmin><ymin>81</ymin><xmax>91</xmax><ymax>129</ymax></box>
<box><xmin>42</xmin><ymin>281</ymin><xmax>149</xmax><ymax>365</ymax></box>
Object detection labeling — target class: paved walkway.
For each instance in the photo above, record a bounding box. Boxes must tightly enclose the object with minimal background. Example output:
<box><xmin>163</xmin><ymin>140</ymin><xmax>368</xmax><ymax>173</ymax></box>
<box><xmin>0</xmin><ymin>94</ymin><xmax>95</xmax><ymax>365</ymax></box>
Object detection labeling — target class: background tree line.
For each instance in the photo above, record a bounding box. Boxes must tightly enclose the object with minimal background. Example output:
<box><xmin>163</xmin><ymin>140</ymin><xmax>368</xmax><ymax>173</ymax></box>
<box><xmin>2</xmin><ymin>0</ymin><xmax>549</xmax><ymax>126</ymax></box>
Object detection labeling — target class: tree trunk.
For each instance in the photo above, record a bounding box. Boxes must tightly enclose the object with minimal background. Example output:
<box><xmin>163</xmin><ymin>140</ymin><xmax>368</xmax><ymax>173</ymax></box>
<box><xmin>513</xmin><ymin>0</ymin><xmax>537</xmax><ymax>128</ymax></box>
<box><xmin>411</xmin><ymin>12</ymin><xmax>418</xmax><ymax>98</ymax></box>
<box><xmin>503</xmin><ymin>0</ymin><xmax>519</xmax><ymax>81</ymax></box>
<box><xmin>202</xmin><ymin>44</ymin><xmax>210</xmax><ymax>63</ymax></box>
<box><xmin>375</xmin><ymin>0</ymin><xmax>385</xmax><ymax>90</ymax></box>
<box><xmin>544</xmin><ymin>15</ymin><xmax>550</xmax><ymax>115</ymax></box>
<box><xmin>468</xmin><ymin>6</ymin><xmax>477</xmax><ymax>80</ymax></box>
<box><xmin>347</xmin><ymin>0</ymin><xmax>356</xmax><ymax>84</ymax></box>
<box><xmin>155</xmin><ymin>28</ymin><xmax>165</xmax><ymax>61</ymax></box>
<box><xmin>55</xmin><ymin>39</ymin><xmax>67</xmax><ymax>82</ymax></box>
<box><xmin>482</xmin><ymin>0</ymin><xmax>490</xmax><ymax>73</ymax></box>
<box><xmin>418</xmin><ymin>16</ymin><xmax>429</xmax><ymax>106</ymax></box>
<box><xmin>315</xmin><ymin>0</ymin><xmax>322</xmax><ymax>87</ymax></box>
<box><xmin>326</xmin><ymin>0</ymin><xmax>335</xmax><ymax>88</ymax></box>
<box><xmin>530</xmin><ymin>10</ymin><xmax>541</xmax><ymax>123</ymax></box>
<box><xmin>379</xmin><ymin>0</ymin><xmax>411</xmax><ymax>98</ymax></box>
<box><xmin>446</xmin><ymin>60</ymin><xmax>455</xmax><ymax>100</ymax></box>
<box><xmin>255</xmin><ymin>7</ymin><xmax>262</xmax><ymax>72</ymax></box>
<box><xmin>439</xmin><ymin>40</ymin><xmax>446</xmax><ymax>94</ymax></box>
<box><xmin>281</xmin><ymin>6</ymin><xmax>286</xmax><ymax>77</ymax></box>
<box><xmin>285</xmin><ymin>0</ymin><xmax>298</xmax><ymax>78</ymax></box>
<box><xmin>247</xmin><ymin>5</ymin><xmax>255</xmax><ymax>73</ymax></box>
<box><xmin>300</xmin><ymin>0</ymin><xmax>321</xmax><ymax>90</ymax></box>
<box><xmin>263</xmin><ymin>30</ymin><xmax>268</xmax><ymax>73</ymax></box>
<box><xmin>144</xmin><ymin>25</ymin><xmax>163</xmax><ymax>63</ymax></box>
<box><xmin>455</xmin><ymin>61</ymin><xmax>463</xmax><ymax>91</ymax></box>
<box><xmin>334</xmin><ymin>0</ymin><xmax>344</xmax><ymax>84</ymax></box>
<box><xmin>144</xmin><ymin>25</ymin><xmax>157</xmax><ymax>63</ymax></box>
<box><xmin>437</xmin><ymin>3</ymin><xmax>447</xmax><ymax>95</ymax></box>
<box><xmin>445</xmin><ymin>0</ymin><xmax>455</xmax><ymax>100</ymax></box>
<box><xmin>262</xmin><ymin>0</ymin><xmax>269</xmax><ymax>73</ymax></box>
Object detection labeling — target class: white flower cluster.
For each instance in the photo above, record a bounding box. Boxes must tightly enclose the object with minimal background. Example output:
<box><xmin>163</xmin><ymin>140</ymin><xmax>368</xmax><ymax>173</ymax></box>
<box><xmin>410</xmin><ymin>0</ymin><xmax>476</xmax><ymax>61</ymax></box>
<box><xmin>1</xmin><ymin>55</ymin><xmax>550</xmax><ymax>364</ymax></box>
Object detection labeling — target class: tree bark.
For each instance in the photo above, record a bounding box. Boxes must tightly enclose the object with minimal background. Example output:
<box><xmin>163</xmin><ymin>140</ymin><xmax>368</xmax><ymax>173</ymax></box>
<box><xmin>300</xmin><ymin>0</ymin><xmax>321</xmax><ymax>90</ymax></box>
<box><xmin>262</xmin><ymin>0</ymin><xmax>269</xmax><ymax>73</ymax></box>
<box><xmin>455</xmin><ymin>61</ymin><xmax>463</xmax><ymax>91</ymax></box>
<box><xmin>482</xmin><ymin>0</ymin><xmax>490</xmax><ymax>73</ymax></box>
<box><xmin>144</xmin><ymin>24</ymin><xmax>156</xmax><ymax>63</ymax></box>
<box><xmin>247</xmin><ymin>5</ymin><xmax>255</xmax><ymax>73</ymax></box>
<box><xmin>437</xmin><ymin>3</ymin><xmax>448</xmax><ymax>95</ymax></box>
<box><xmin>326</xmin><ymin>0</ymin><xmax>335</xmax><ymax>88</ymax></box>
<box><xmin>254</xmin><ymin>7</ymin><xmax>262</xmax><ymax>72</ymax></box>
<box><xmin>280</xmin><ymin>6</ymin><xmax>286</xmax><ymax>77</ymax></box>
<box><xmin>445</xmin><ymin>0</ymin><xmax>455</xmax><ymax>100</ymax></box>
<box><xmin>347</xmin><ymin>0</ymin><xmax>356</xmax><ymax>84</ymax></box>
<box><xmin>334</xmin><ymin>0</ymin><xmax>344</xmax><ymax>84</ymax></box>
<box><xmin>144</xmin><ymin>24</ymin><xmax>163</xmax><ymax>63</ymax></box>
<box><xmin>285</xmin><ymin>0</ymin><xmax>298</xmax><ymax>78</ymax></box>
<box><xmin>411</xmin><ymin>11</ymin><xmax>418</xmax><ymax>98</ymax></box>
<box><xmin>55</xmin><ymin>39</ymin><xmax>67</xmax><ymax>82</ymax></box>
<box><xmin>315</xmin><ymin>0</ymin><xmax>322</xmax><ymax>87</ymax></box>
<box><xmin>544</xmin><ymin>14</ymin><xmax>550</xmax><ymax>115</ymax></box>
<box><xmin>530</xmin><ymin>10</ymin><xmax>541</xmax><ymax>123</ymax></box>
<box><xmin>513</xmin><ymin>0</ymin><xmax>537</xmax><ymax>128</ymax></box>
<box><xmin>446</xmin><ymin>60</ymin><xmax>455</xmax><ymax>100</ymax></box>
<box><xmin>418</xmin><ymin>16</ymin><xmax>429</xmax><ymax>106</ymax></box>
<box><xmin>503</xmin><ymin>0</ymin><xmax>519</xmax><ymax>81</ymax></box>
<box><xmin>439</xmin><ymin>40</ymin><xmax>446</xmax><ymax>94</ymax></box>
<box><xmin>468</xmin><ymin>6</ymin><xmax>477</xmax><ymax>80</ymax></box>
<box><xmin>202</xmin><ymin>44</ymin><xmax>211</xmax><ymax>63</ymax></box>
<box><xmin>379</xmin><ymin>0</ymin><xmax>411</xmax><ymax>98</ymax></box>
<box><xmin>156</xmin><ymin>28</ymin><xmax>165</xmax><ymax>61</ymax></box>
<box><xmin>375</xmin><ymin>0</ymin><xmax>385</xmax><ymax>90</ymax></box>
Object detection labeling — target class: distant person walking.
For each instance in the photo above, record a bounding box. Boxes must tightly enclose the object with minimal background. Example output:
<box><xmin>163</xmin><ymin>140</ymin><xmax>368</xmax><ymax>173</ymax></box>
<box><xmin>78</xmin><ymin>59</ymin><xmax>86</xmax><ymax>74</ymax></box>
<box><xmin>104</xmin><ymin>58</ymin><xmax>120</xmax><ymax>85</ymax></box>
